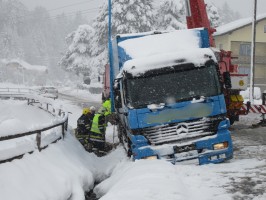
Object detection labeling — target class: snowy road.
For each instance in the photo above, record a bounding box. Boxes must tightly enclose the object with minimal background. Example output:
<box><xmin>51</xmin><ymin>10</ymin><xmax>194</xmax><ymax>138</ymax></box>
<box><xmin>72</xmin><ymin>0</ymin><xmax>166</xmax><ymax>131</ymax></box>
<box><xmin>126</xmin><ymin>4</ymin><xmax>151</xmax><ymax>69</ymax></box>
<box><xmin>61</xmin><ymin>90</ymin><xmax>266</xmax><ymax>200</ymax></box>
<box><xmin>222</xmin><ymin>117</ymin><xmax>266</xmax><ymax>199</ymax></box>
<box><xmin>58</xmin><ymin>92</ymin><xmax>102</xmax><ymax>109</ymax></box>
<box><xmin>232</xmin><ymin>125</ymin><xmax>266</xmax><ymax>160</ymax></box>
<box><xmin>1</xmin><ymin>93</ymin><xmax>266</xmax><ymax>200</ymax></box>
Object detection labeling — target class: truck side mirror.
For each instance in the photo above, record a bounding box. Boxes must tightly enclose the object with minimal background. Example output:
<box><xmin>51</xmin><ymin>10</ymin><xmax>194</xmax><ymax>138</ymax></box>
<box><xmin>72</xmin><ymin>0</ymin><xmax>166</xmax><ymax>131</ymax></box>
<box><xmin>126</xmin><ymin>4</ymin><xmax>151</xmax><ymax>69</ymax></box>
<box><xmin>115</xmin><ymin>94</ymin><xmax>122</xmax><ymax>108</ymax></box>
<box><xmin>114</xmin><ymin>79</ymin><xmax>122</xmax><ymax>109</ymax></box>
<box><xmin>223</xmin><ymin>72</ymin><xmax>232</xmax><ymax>89</ymax></box>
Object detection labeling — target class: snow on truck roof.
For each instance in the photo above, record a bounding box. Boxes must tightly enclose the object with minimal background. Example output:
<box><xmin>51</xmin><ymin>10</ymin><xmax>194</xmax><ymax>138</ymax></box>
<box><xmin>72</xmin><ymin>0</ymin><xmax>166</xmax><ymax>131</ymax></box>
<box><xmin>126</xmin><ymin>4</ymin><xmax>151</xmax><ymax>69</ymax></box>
<box><xmin>117</xmin><ymin>29</ymin><xmax>216</xmax><ymax>76</ymax></box>
<box><xmin>122</xmin><ymin>48</ymin><xmax>216</xmax><ymax>76</ymax></box>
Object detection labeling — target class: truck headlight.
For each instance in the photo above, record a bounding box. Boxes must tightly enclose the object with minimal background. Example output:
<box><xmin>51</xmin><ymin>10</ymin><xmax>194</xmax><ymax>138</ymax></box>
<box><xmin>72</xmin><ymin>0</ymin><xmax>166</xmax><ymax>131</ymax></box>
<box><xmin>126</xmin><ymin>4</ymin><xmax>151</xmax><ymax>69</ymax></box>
<box><xmin>143</xmin><ymin>155</ymin><xmax>158</xmax><ymax>160</ymax></box>
<box><xmin>213</xmin><ymin>142</ymin><xmax>228</xmax><ymax>150</ymax></box>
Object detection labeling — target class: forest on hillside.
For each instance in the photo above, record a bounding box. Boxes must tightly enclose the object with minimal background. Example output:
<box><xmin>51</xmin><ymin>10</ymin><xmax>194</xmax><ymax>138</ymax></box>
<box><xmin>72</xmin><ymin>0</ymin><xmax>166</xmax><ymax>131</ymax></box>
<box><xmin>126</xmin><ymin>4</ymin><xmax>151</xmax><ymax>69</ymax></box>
<box><xmin>0</xmin><ymin>0</ymin><xmax>241</xmax><ymax>83</ymax></box>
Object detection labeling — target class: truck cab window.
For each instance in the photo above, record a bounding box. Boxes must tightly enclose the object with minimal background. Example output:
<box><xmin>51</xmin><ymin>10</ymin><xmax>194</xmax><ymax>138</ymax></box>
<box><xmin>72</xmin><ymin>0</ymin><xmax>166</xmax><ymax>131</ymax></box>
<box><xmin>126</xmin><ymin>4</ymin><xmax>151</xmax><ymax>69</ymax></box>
<box><xmin>126</xmin><ymin>64</ymin><xmax>221</xmax><ymax>108</ymax></box>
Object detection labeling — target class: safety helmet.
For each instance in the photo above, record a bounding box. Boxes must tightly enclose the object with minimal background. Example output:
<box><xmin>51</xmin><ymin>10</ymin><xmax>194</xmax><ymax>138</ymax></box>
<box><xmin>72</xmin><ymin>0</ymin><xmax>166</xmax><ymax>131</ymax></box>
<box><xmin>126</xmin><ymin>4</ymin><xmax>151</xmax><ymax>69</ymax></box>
<box><xmin>90</xmin><ymin>106</ymin><xmax>96</xmax><ymax>112</ymax></box>
<box><xmin>82</xmin><ymin>108</ymin><xmax>90</xmax><ymax>115</ymax></box>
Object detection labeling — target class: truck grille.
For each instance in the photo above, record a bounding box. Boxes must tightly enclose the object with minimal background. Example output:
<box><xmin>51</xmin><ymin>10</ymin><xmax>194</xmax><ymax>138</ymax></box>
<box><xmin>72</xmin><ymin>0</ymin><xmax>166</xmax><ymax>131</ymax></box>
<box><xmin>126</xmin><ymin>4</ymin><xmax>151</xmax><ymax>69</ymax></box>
<box><xmin>141</xmin><ymin>117</ymin><xmax>222</xmax><ymax>145</ymax></box>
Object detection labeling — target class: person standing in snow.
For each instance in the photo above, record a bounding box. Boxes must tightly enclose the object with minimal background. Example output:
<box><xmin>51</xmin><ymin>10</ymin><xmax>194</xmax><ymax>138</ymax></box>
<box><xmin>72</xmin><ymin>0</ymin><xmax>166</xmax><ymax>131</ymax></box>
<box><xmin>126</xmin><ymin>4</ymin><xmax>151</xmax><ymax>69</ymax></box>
<box><xmin>101</xmin><ymin>97</ymin><xmax>117</xmax><ymax>125</ymax></box>
<box><xmin>76</xmin><ymin>108</ymin><xmax>94</xmax><ymax>151</ymax></box>
<box><xmin>89</xmin><ymin>107</ymin><xmax>107</xmax><ymax>155</ymax></box>
<box><xmin>102</xmin><ymin>98</ymin><xmax>111</xmax><ymax>116</ymax></box>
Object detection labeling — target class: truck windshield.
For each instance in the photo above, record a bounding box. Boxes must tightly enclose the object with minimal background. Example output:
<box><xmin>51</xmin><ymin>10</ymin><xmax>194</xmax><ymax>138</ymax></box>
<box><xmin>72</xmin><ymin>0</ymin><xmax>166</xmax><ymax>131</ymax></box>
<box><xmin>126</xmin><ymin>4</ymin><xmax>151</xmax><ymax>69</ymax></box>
<box><xmin>125</xmin><ymin>64</ymin><xmax>221</xmax><ymax>108</ymax></box>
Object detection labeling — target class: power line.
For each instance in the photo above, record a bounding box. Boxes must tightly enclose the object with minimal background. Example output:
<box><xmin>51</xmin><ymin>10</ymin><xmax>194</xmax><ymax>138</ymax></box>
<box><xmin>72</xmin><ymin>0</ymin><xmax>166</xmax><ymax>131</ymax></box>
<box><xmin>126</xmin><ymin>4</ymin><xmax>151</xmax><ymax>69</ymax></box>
<box><xmin>49</xmin><ymin>8</ymin><xmax>102</xmax><ymax>20</ymax></box>
<box><xmin>16</xmin><ymin>0</ymin><xmax>99</xmax><ymax>19</ymax></box>
<box><xmin>47</xmin><ymin>0</ymin><xmax>96</xmax><ymax>13</ymax></box>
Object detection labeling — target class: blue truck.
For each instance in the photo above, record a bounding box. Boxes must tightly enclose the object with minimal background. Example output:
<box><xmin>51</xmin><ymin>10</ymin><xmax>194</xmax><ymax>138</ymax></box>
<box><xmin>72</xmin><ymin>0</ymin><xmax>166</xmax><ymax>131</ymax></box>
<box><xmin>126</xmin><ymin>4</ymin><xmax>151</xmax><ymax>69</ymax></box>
<box><xmin>108</xmin><ymin>28</ymin><xmax>233</xmax><ymax>165</ymax></box>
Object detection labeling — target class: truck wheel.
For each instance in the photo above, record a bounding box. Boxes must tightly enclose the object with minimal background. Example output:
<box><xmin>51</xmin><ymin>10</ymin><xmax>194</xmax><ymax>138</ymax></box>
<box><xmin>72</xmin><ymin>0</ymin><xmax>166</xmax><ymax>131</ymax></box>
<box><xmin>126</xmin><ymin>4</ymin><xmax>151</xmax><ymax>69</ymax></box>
<box><xmin>229</xmin><ymin>118</ymin><xmax>235</xmax><ymax>125</ymax></box>
<box><xmin>117</xmin><ymin>124</ymin><xmax>123</xmax><ymax>143</ymax></box>
<box><xmin>229</xmin><ymin>114</ymin><xmax>239</xmax><ymax>125</ymax></box>
<box><xmin>127</xmin><ymin>148</ymin><xmax>132</xmax><ymax>157</ymax></box>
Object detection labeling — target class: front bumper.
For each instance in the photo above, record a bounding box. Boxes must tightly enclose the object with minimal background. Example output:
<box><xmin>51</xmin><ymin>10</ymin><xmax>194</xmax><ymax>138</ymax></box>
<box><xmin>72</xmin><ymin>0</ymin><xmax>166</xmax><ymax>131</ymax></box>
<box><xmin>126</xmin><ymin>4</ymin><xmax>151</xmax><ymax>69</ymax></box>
<box><xmin>131</xmin><ymin>120</ymin><xmax>233</xmax><ymax>165</ymax></box>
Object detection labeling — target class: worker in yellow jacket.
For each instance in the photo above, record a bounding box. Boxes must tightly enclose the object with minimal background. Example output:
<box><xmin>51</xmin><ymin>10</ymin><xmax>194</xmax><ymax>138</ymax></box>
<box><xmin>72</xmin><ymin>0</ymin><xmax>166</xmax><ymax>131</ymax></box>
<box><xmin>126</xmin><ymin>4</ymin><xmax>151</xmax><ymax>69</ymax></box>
<box><xmin>102</xmin><ymin>98</ymin><xmax>111</xmax><ymax>116</ymax></box>
<box><xmin>89</xmin><ymin>107</ymin><xmax>107</xmax><ymax>154</ymax></box>
<box><xmin>102</xmin><ymin>97</ymin><xmax>118</xmax><ymax>125</ymax></box>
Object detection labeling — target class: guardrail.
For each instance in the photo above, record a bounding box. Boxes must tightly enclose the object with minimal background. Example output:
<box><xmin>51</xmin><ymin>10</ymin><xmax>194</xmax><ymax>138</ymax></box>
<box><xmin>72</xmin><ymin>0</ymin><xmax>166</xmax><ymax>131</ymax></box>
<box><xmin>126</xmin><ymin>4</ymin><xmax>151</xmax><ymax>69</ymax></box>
<box><xmin>0</xmin><ymin>87</ymin><xmax>37</xmax><ymax>99</ymax></box>
<box><xmin>0</xmin><ymin>98</ymin><xmax>68</xmax><ymax>164</ymax></box>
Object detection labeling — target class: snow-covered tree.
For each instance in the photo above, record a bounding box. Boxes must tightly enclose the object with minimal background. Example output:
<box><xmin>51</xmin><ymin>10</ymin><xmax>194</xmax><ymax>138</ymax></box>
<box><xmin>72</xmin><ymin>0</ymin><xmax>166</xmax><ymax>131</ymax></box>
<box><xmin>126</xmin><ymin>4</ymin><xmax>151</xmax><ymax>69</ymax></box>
<box><xmin>155</xmin><ymin>0</ymin><xmax>186</xmax><ymax>31</ymax></box>
<box><xmin>218</xmin><ymin>2</ymin><xmax>241</xmax><ymax>25</ymax></box>
<box><xmin>0</xmin><ymin>0</ymin><xmax>27</xmax><ymax>59</ymax></box>
<box><xmin>0</xmin><ymin>0</ymin><xmax>87</xmax><ymax>68</ymax></box>
<box><xmin>206</xmin><ymin>3</ymin><xmax>221</xmax><ymax>28</ymax></box>
<box><xmin>60</xmin><ymin>25</ymin><xmax>95</xmax><ymax>75</ymax></box>
<box><xmin>93</xmin><ymin>0</ymin><xmax>156</xmax><ymax>50</ymax></box>
<box><xmin>90</xmin><ymin>0</ymin><xmax>156</xmax><ymax>76</ymax></box>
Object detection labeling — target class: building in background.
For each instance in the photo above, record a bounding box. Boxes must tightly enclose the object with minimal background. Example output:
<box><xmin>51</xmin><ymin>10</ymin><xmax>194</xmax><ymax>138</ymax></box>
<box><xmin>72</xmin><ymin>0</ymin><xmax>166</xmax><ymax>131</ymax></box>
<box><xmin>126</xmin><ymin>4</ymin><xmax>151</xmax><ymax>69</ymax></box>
<box><xmin>214</xmin><ymin>14</ymin><xmax>266</xmax><ymax>91</ymax></box>
<box><xmin>0</xmin><ymin>59</ymin><xmax>48</xmax><ymax>85</ymax></box>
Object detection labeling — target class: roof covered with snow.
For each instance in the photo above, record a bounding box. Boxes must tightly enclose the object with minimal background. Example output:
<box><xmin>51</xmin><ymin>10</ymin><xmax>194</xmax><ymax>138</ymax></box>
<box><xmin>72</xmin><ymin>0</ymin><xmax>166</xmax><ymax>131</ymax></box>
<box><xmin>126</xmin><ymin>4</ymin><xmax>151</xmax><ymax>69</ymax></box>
<box><xmin>7</xmin><ymin>59</ymin><xmax>48</xmax><ymax>72</ymax></box>
<box><xmin>214</xmin><ymin>13</ymin><xmax>266</xmax><ymax>36</ymax></box>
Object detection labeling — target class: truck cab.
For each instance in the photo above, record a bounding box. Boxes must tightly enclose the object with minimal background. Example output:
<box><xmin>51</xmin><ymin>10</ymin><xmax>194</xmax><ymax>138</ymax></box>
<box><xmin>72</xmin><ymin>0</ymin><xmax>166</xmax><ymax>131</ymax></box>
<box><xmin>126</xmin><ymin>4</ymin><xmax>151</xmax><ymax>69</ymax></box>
<box><xmin>110</xmin><ymin>29</ymin><xmax>233</xmax><ymax>165</ymax></box>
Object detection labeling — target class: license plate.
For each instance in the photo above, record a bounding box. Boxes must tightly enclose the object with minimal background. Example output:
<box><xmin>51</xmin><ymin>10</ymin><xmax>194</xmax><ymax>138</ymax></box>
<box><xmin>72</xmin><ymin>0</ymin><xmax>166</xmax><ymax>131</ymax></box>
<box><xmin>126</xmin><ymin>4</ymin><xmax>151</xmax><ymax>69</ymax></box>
<box><xmin>173</xmin><ymin>144</ymin><xmax>196</xmax><ymax>154</ymax></box>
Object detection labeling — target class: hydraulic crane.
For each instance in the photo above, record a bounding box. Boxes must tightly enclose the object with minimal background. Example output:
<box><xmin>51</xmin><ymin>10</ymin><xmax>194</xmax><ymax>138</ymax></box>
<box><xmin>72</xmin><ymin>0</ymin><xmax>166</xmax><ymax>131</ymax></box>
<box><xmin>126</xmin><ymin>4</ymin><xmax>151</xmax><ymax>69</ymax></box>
<box><xmin>185</xmin><ymin>0</ymin><xmax>248</xmax><ymax>124</ymax></box>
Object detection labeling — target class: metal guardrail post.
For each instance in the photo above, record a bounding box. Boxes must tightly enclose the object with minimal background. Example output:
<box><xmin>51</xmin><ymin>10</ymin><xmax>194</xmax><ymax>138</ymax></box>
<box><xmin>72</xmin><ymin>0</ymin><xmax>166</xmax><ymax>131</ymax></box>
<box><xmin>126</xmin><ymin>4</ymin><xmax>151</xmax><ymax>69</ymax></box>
<box><xmin>262</xmin><ymin>92</ymin><xmax>266</xmax><ymax>105</ymax></box>
<box><xmin>262</xmin><ymin>92</ymin><xmax>266</xmax><ymax>123</ymax></box>
<box><xmin>65</xmin><ymin>119</ymin><xmax>68</xmax><ymax>131</ymax></box>
<box><xmin>36</xmin><ymin>132</ymin><xmax>42</xmax><ymax>151</ymax></box>
<box><xmin>62</xmin><ymin>124</ymin><xmax>65</xmax><ymax>138</ymax></box>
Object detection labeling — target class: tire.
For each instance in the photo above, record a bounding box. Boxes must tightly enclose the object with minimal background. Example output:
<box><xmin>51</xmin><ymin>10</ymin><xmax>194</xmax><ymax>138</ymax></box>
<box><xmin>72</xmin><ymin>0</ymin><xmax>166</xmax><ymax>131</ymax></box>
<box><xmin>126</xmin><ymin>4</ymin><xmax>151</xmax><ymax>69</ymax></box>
<box><xmin>229</xmin><ymin>115</ymin><xmax>239</xmax><ymax>125</ymax></box>
<box><xmin>127</xmin><ymin>148</ymin><xmax>132</xmax><ymax>157</ymax></box>
<box><xmin>117</xmin><ymin>124</ymin><xmax>123</xmax><ymax>144</ymax></box>
<box><xmin>229</xmin><ymin>117</ymin><xmax>234</xmax><ymax>125</ymax></box>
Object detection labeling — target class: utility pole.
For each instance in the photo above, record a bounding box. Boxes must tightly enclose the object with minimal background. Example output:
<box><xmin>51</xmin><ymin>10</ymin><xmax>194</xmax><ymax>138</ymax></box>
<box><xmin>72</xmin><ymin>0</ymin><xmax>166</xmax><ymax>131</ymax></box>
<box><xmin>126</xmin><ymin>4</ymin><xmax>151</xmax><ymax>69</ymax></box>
<box><xmin>108</xmin><ymin>0</ymin><xmax>115</xmax><ymax>112</ymax></box>
<box><xmin>249</xmin><ymin>0</ymin><xmax>257</xmax><ymax>104</ymax></box>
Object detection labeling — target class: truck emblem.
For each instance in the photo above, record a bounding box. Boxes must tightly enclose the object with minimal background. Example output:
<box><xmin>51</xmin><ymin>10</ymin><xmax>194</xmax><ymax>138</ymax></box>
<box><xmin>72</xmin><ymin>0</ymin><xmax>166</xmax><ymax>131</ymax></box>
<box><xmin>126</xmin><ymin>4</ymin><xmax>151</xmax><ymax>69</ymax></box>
<box><xmin>176</xmin><ymin>123</ymin><xmax>189</xmax><ymax>135</ymax></box>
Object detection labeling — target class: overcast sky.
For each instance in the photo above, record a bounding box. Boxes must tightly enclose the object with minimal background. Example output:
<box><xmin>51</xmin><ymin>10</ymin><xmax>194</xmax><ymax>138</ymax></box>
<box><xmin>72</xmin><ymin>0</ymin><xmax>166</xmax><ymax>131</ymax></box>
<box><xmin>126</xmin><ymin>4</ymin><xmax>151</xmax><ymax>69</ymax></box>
<box><xmin>208</xmin><ymin>0</ymin><xmax>266</xmax><ymax>17</ymax></box>
<box><xmin>19</xmin><ymin>0</ymin><xmax>266</xmax><ymax>21</ymax></box>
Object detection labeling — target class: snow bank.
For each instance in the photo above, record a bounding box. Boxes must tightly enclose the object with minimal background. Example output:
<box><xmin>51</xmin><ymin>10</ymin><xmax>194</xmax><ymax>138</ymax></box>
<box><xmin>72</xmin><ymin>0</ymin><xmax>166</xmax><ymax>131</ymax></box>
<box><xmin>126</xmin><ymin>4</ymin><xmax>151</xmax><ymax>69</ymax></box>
<box><xmin>0</xmin><ymin>133</ymin><xmax>96</xmax><ymax>200</ymax></box>
<box><xmin>94</xmin><ymin>157</ymin><xmax>266</xmax><ymax>200</ymax></box>
<box><xmin>95</xmin><ymin>160</ymin><xmax>187</xmax><ymax>200</ymax></box>
<box><xmin>240</xmin><ymin>87</ymin><xmax>263</xmax><ymax>104</ymax></box>
<box><xmin>240</xmin><ymin>87</ymin><xmax>261</xmax><ymax>100</ymax></box>
<box><xmin>0</xmin><ymin>98</ymin><xmax>125</xmax><ymax>200</ymax></box>
<box><xmin>0</xmin><ymin>100</ymin><xmax>56</xmax><ymax>137</ymax></box>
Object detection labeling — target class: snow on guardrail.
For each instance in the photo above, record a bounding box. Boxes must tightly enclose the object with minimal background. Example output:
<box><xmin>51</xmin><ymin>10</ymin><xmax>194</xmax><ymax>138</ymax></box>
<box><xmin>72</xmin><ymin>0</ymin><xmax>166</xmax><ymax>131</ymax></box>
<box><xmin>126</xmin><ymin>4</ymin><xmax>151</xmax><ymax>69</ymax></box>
<box><xmin>0</xmin><ymin>87</ymin><xmax>39</xmax><ymax>100</ymax></box>
<box><xmin>0</xmin><ymin>97</ymin><xmax>69</xmax><ymax>164</ymax></box>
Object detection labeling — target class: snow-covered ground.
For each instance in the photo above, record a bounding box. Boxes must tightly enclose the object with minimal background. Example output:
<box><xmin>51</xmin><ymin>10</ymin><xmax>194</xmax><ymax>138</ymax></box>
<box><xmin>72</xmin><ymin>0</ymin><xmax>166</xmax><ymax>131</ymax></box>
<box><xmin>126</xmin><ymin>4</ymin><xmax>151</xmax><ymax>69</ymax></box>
<box><xmin>1</xmin><ymin>85</ymin><xmax>266</xmax><ymax>200</ymax></box>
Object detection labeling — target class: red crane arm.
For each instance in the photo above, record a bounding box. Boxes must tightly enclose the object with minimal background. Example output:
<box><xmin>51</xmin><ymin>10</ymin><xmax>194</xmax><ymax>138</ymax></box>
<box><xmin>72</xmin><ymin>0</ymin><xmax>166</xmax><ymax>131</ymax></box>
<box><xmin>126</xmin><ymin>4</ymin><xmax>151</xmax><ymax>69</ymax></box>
<box><xmin>185</xmin><ymin>0</ymin><xmax>216</xmax><ymax>47</ymax></box>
